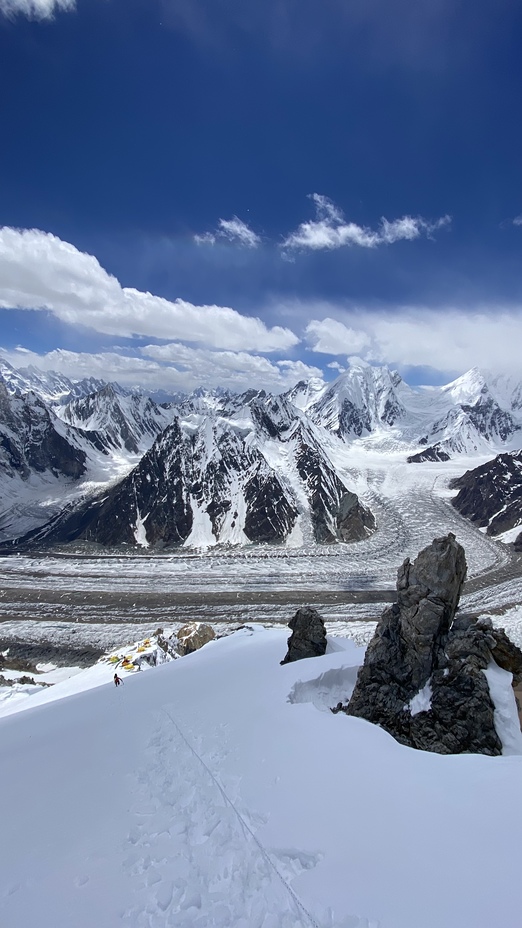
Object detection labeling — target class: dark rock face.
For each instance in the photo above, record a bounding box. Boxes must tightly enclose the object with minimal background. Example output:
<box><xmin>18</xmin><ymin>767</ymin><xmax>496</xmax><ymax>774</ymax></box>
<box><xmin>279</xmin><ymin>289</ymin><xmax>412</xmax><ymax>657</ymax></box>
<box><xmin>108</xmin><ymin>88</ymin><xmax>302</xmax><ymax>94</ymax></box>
<box><xmin>294</xmin><ymin>427</ymin><xmax>376</xmax><ymax>543</ymax></box>
<box><xmin>450</xmin><ymin>451</ymin><xmax>522</xmax><ymax>537</ymax></box>
<box><xmin>39</xmin><ymin>416</ymin><xmax>299</xmax><ymax>548</ymax></box>
<box><xmin>338</xmin><ymin>399</ymin><xmax>372</xmax><ymax>438</ymax></box>
<box><xmin>407</xmin><ymin>445</ymin><xmax>451</xmax><ymax>464</ymax></box>
<box><xmin>68</xmin><ymin>419</ymin><xmax>195</xmax><ymax>547</ymax></box>
<box><xmin>249</xmin><ymin>395</ymin><xmax>295</xmax><ymax>441</ymax></box>
<box><xmin>344</xmin><ymin>533</ymin><xmax>517</xmax><ymax>755</ymax></box>
<box><xmin>460</xmin><ymin>397</ymin><xmax>518</xmax><ymax>443</ymax></box>
<box><xmin>60</xmin><ymin>384</ymin><xmax>171</xmax><ymax>454</ymax></box>
<box><xmin>335</xmin><ymin>491</ymin><xmax>376</xmax><ymax>542</ymax></box>
<box><xmin>281</xmin><ymin>607</ymin><xmax>327</xmax><ymax>664</ymax></box>
<box><xmin>243</xmin><ymin>469</ymin><xmax>297</xmax><ymax>543</ymax></box>
<box><xmin>0</xmin><ymin>382</ymin><xmax>86</xmax><ymax>481</ymax></box>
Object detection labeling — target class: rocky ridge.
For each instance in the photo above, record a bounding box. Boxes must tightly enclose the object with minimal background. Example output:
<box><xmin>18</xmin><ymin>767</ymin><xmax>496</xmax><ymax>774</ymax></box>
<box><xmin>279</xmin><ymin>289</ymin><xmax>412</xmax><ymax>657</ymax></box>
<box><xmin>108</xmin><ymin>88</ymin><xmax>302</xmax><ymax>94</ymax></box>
<box><xmin>450</xmin><ymin>451</ymin><xmax>522</xmax><ymax>546</ymax></box>
<box><xmin>2</xmin><ymin>359</ymin><xmax>522</xmax><ymax>548</ymax></box>
<box><xmin>0</xmin><ymin>381</ymin><xmax>87</xmax><ymax>481</ymax></box>
<box><xmin>280</xmin><ymin>606</ymin><xmax>327</xmax><ymax>664</ymax></box>
<box><xmin>343</xmin><ymin>533</ymin><xmax>522</xmax><ymax>755</ymax></box>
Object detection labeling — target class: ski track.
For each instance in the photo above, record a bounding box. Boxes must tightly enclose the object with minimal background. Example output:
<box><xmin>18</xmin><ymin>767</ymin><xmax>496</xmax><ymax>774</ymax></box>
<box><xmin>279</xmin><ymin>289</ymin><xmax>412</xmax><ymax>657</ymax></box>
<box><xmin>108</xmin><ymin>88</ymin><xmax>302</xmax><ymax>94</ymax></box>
<box><xmin>123</xmin><ymin>708</ymin><xmax>363</xmax><ymax>928</ymax></box>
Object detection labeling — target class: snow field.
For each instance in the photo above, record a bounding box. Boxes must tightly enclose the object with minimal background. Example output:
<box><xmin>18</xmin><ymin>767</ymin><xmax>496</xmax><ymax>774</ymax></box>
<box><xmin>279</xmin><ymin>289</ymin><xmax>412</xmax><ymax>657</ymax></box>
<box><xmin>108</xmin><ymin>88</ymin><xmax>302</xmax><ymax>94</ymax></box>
<box><xmin>1</xmin><ymin>627</ymin><xmax>522</xmax><ymax>928</ymax></box>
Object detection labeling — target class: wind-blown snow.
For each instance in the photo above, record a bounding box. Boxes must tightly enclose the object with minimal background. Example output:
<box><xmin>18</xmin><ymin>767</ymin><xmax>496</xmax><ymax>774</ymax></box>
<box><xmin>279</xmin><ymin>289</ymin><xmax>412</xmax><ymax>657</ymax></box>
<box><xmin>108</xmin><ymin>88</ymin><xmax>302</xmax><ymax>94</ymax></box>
<box><xmin>183</xmin><ymin>496</ymin><xmax>215</xmax><ymax>548</ymax></box>
<box><xmin>1</xmin><ymin>627</ymin><xmax>521</xmax><ymax>928</ymax></box>
<box><xmin>408</xmin><ymin>678</ymin><xmax>433</xmax><ymax>716</ymax></box>
<box><xmin>134</xmin><ymin>507</ymin><xmax>150</xmax><ymax>548</ymax></box>
<box><xmin>483</xmin><ymin>660</ymin><xmax>522</xmax><ymax>755</ymax></box>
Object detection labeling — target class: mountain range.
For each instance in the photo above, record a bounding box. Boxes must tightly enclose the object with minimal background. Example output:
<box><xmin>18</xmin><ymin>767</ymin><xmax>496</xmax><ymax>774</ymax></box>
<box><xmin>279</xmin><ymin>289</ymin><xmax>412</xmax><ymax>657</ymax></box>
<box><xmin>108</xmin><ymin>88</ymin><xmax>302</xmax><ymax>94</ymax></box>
<box><xmin>2</xmin><ymin>358</ymin><xmax>522</xmax><ymax>550</ymax></box>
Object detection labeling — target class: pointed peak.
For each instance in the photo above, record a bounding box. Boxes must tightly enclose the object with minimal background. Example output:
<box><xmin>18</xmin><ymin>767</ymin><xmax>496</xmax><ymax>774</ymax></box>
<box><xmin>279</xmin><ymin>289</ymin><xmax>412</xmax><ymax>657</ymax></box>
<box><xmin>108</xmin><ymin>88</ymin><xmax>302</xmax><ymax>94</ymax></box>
<box><xmin>443</xmin><ymin>368</ymin><xmax>489</xmax><ymax>403</ymax></box>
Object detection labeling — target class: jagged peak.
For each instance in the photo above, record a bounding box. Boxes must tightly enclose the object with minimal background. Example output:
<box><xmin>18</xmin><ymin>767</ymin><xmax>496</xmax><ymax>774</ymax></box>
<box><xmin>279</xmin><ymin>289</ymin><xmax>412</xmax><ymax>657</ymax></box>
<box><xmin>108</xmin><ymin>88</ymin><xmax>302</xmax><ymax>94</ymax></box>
<box><xmin>441</xmin><ymin>368</ymin><xmax>489</xmax><ymax>404</ymax></box>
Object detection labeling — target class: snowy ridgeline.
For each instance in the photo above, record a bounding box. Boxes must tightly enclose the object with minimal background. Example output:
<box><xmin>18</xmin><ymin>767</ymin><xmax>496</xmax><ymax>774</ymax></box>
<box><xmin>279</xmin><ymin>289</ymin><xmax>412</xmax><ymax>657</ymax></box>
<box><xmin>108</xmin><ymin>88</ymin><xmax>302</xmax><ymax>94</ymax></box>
<box><xmin>1</xmin><ymin>626</ymin><xmax>521</xmax><ymax>928</ymax></box>
<box><xmin>4</xmin><ymin>358</ymin><xmax>522</xmax><ymax>551</ymax></box>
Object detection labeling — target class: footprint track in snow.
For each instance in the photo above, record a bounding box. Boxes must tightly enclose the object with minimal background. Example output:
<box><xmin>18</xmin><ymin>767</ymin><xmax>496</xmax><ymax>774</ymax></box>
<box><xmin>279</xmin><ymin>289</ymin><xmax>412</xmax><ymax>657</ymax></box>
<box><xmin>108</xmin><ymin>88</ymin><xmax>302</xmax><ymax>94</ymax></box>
<box><xmin>122</xmin><ymin>712</ymin><xmax>326</xmax><ymax>928</ymax></box>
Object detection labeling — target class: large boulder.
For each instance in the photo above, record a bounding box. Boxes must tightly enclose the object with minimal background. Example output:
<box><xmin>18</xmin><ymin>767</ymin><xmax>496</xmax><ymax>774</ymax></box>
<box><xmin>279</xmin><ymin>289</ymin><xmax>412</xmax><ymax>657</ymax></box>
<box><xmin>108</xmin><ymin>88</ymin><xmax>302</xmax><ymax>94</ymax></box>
<box><xmin>345</xmin><ymin>533</ymin><xmax>520</xmax><ymax>755</ymax></box>
<box><xmin>281</xmin><ymin>607</ymin><xmax>327</xmax><ymax>664</ymax></box>
<box><xmin>177</xmin><ymin>622</ymin><xmax>215</xmax><ymax>656</ymax></box>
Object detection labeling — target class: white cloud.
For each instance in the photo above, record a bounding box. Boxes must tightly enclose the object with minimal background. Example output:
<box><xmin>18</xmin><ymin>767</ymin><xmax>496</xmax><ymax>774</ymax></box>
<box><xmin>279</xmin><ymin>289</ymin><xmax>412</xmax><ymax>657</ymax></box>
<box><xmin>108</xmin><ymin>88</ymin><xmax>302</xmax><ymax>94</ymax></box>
<box><xmin>0</xmin><ymin>347</ymin><xmax>169</xmax><ymax>387</ymax></box>
<box><xmin>513</xmin><ymin>215</ymin><xmax>522</xmax><ymax>227</ymax></box>
<box><xmin>193</xmin><ymin>232</ymin><xmax>217</xmax><ymax>246</ymax></box>
<box><xmin>305</xmin><ymin>318</ymin><xmax>370</xmax><ymax>355</ymax></box>
<box><xmin>327</xmin><ymin>361</ymin><xmax>346</xmax><ymax>373</ymax></box>
<box><xmin>0</xmin><ymin>226</ymin><xmax>296</xmax><ymax>352</ymax></box>
<box><xmin>141</xmin><ymin>342</ymin><xmax>322</xmax><ymax>391</ymax></box>
<box><xmin>0</xmin><ymin>0</ymin><xmax>73</xmax><ymax>18</ymax></box>
<box><xmin>282</xmin><ymin>194</ymin><xmax>451</xmax><ymax>251</ymax></box>
<box><xmin>305</xmin><ymin>305</ymin><xmax>522</xmax><ymax>376</ymax></box>
<box><xmin>195</xmin><ymin>216</ymin><xmax>261</xmax><ymax>248</ymax></box>
<box><xmin>0</xmin><ymin>345</ymin><xmax>322</xmax><ymax>394</ymax></box>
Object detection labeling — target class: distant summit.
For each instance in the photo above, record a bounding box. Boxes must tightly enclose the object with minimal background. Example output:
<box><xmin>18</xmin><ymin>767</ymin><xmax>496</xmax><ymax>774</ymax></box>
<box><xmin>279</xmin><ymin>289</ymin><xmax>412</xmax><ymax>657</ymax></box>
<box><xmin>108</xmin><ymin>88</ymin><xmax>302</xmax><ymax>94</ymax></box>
<box><xmin>2</xmin><ymin>359</ymin><xmax>522</xmax><ymax>549</ymax></box>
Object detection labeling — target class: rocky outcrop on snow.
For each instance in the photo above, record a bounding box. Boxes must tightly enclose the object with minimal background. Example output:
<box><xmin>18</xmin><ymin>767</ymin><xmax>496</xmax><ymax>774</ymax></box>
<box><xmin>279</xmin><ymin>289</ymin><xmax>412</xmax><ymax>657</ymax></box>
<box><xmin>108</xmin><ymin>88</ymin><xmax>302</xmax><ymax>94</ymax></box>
<box><xmin>281</xmin><ymin>607</ymin><xmax>327</xmax><ymax>664</ymax></box>
<box><xmin>344</xmin><ymin>533</ymin><xmax>522</xmax><ymax>755</ymax></box>
<box><xmin>177</xmin><ymin>623</ymin><xmax>216</xmax><ymax>656</ymax></box>
<box><xmin>450</xmin><ymin>451</ymin><xmax>522</xmax><ymax>538</ymax></box>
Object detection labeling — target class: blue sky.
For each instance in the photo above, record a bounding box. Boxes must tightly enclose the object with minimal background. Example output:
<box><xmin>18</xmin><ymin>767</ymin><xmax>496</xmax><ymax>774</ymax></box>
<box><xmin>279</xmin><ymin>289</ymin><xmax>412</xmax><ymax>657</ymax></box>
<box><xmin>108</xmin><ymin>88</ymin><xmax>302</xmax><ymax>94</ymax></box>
<box><xmin>1</xmin><ymin>0</ymin><xmax>522</xmax><ymax>393</ymax></box>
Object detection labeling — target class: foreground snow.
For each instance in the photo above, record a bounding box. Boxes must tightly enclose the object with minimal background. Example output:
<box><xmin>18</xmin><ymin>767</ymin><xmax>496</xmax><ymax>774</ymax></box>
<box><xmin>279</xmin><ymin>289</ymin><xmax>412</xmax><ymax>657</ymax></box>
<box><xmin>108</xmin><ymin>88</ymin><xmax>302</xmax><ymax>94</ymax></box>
<box><xmin>1</xmin><ymin>628</ymin><xmax>521</xmax><ymax>928</ymax></box>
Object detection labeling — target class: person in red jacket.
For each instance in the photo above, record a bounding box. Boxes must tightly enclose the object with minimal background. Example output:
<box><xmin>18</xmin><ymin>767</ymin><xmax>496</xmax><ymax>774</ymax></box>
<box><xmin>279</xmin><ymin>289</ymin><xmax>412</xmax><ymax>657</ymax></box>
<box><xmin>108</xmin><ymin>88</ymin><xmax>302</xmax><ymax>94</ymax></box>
<box><xmin>114</xmin><ymin>673</ymin><xmax>123</xmax><ymax>686</ymax></box>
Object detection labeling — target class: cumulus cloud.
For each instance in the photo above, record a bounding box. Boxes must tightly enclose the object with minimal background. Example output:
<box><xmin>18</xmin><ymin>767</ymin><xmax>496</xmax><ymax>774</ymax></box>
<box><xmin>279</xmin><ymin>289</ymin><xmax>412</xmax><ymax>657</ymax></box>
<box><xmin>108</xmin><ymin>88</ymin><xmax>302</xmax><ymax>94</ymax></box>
<box><xmin>0</xmin><ymin>347</ymin><xmax>171</xmax><ymax>387</ymax></box>
<box><xmin>0</xmin><ymin>344</ymin><xmax>322</xmax><ymax>394</ymax></box>
<box><xmin>305</xmin><ymin>318</ymin><xmax>370</xmax><ymax>355</ymax></box>
<box><xmin>282</xmin><ymin>194</ymin><xmax>451</xmax><ymax>251</ymax></box>
<box><xmin>195</xmin><ymin>216</ymin><xmax>261</xmax><ymax>248</ymax></box>
<box><xmin>327</xmin><ymin>361</ymin><xmax>346</xmax><ymax>373</ymax></box>
<box><xmin>142</xmin><ymin>343</ymin><xmax>322</xmax><ymax>391</ymax></box>
<box><xmin>0</xmin><ymin>0</ymin><xmax>73</xmax><ymax>18</ymax></box>
<box><xmin>305</xmin><ymin>306</ymin><xmax>522</xmax><ymax>376</ymax></box>
<box><xmin>0</xmin><ymin>226</ymin><xmax>296</xmax><ymax>352</ymax></box>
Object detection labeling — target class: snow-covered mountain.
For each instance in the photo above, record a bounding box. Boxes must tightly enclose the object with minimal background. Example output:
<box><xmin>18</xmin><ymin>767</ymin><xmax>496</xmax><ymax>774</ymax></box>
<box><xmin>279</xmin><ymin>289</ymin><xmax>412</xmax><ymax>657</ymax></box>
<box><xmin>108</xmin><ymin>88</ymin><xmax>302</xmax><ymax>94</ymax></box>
<box><xmin>37</xmin><ymin>399</ymin><xmax>375</xmax><ymax>548</ymax></box>
<box><xmin>3</xmin><ymin>359</ymin><xmax>522</xmax><ymax>549</ymax></box>
<box><xmin>0</xmin><ymin>375</ymin><xmax>172</xmax><ymax>544</ymax></box>
<box><xmin>408</xmin><ymin>370</ymin><xmax>521</xmax><ymax>462</ymax></box>
<box><xmin>451</xmin><ymin>451</ymin><xmax>522</xmax><ymax>543</ymax></box>
<box><xmin>57</xmin><ymin>384</ymin><xmax>173</xmax><ymax>454</ymax></box>
<box><xmin>306</xmin><ymin>363</ymin><xmax>522</xmax><ymax>457</ymax></box>
<box><xmin>307</xmin><ymin>363</ymin><xmax>414</xmax><ymax>437</ymax></box>
<box><xmin>0</xmin><ymin>380</ymin><xmax>101</xmax><ymax>541</ymax></box>
<box><xmin>0</xmin><ymin>381</ymin><xmax>89</xmax><ymax>483</ymax></box>
<box><xmin>0</xmin><ymin>359</ymin><xmax>107</xmax><ymax>405</ymax></box>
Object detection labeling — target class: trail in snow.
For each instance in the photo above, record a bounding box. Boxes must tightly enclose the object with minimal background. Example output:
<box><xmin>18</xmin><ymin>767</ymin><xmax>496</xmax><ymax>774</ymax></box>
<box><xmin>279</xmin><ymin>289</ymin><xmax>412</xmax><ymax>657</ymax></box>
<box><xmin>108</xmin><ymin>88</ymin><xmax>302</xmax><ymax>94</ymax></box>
<box><xmin>124</xmin><ymin>709</ymin><xmax>328</xmax><ymax>928</ymax></box>
<box><xmin>2</xmin><ymin>628</ymin><xmax>521</xmax><ymax>928</ymax></box>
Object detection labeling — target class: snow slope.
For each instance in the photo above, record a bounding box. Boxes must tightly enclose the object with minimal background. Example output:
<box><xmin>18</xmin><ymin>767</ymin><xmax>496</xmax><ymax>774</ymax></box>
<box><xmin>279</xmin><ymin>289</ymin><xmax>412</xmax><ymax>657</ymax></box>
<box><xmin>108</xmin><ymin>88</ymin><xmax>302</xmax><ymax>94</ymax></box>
<box><xmin>1</xmin><ymin>627</ymin><xmax>521</xmax><ymax>928</ymax></box>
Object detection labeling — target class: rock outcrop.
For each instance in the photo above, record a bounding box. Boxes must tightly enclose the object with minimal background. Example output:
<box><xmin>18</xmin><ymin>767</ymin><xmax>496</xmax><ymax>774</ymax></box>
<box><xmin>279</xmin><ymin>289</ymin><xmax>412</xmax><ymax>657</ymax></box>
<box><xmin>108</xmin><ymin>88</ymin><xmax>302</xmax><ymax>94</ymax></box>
<box><xmin>281</xmin><ymin>607</ymin><xmax>327</xmax><ymax>664</ymax></box>
<box><xmin>177</xmin><ymin>622</ymin><xmax>216</xmax><ymax>656</ymax></box>
<box><xmin>344</xmin><ymin>533</ymin><xmax>522</xmax><ymax>755</ymax></box>
<box><xmin>450</xmin><ymin>451</ymin><xmax>522</xmax><ymax>537</ymax></box>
